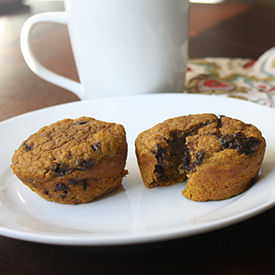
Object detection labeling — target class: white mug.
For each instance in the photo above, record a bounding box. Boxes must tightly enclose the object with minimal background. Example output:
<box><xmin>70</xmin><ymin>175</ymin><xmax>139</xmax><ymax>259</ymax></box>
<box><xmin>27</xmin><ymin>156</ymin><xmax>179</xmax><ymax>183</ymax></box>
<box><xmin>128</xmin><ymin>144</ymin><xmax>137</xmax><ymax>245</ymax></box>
<box><xmin>21</xmin><ymin>0</ymin><xmax>189</xmax><ymax>100</ymax></box>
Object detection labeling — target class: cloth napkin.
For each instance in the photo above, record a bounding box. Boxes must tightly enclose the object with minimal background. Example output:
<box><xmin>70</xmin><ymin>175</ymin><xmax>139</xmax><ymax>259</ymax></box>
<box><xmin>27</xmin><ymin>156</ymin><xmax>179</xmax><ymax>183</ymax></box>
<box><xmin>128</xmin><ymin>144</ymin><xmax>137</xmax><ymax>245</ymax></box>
<box><xmin>185</xmin><ymin>47</ymin><xmax>275</xmax><ymax>108</ymax></box>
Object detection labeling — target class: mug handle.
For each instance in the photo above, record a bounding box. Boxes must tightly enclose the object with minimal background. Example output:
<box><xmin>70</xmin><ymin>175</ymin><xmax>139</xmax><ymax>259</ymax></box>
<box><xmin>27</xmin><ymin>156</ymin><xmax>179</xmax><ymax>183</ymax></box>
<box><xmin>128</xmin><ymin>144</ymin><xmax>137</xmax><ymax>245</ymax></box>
<box><xmin>20</xmin><ymin>12</ymin><xmax>85</xmax><ymax>100</ymax></box>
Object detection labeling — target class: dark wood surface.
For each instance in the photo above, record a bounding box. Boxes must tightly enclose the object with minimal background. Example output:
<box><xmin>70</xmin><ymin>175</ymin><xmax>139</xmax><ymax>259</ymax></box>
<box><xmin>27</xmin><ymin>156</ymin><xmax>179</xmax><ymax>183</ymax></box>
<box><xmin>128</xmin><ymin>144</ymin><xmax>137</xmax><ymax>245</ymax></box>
<box><xmin>1</xmin><ymin>1</ymin><xmax>275</xmax><ymax>274</ymax></box>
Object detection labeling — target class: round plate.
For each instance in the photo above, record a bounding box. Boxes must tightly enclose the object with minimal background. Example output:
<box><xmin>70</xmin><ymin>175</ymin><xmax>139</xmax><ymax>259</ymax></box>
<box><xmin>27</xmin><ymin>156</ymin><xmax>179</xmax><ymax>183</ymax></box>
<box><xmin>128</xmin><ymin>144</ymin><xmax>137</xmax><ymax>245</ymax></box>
<box><xmin>1</xmin><ymin>93</ymin><xmax>274</xmax><ymax>245</ymax></box>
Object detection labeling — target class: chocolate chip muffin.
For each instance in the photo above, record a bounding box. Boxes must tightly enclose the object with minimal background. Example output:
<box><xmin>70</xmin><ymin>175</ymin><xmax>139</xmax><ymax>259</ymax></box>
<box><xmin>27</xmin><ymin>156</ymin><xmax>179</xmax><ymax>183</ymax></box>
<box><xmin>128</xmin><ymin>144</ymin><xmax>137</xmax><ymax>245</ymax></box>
<box><xmin>135</xmin><ymin>114</ymin><xmax>266</xmax><ymax>201</ymax></box>
<box><xmin>11</xmin><ymin>117</ymin><xmax>128</xmax><ymax>204</ymax></box>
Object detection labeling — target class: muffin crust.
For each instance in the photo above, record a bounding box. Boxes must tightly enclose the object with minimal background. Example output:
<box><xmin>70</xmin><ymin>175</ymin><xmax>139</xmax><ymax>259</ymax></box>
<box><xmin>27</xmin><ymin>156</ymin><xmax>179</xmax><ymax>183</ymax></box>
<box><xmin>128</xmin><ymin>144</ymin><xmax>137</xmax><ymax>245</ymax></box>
<box><xmin>12</xmin><ymin>117</ymin><xmax>128</xmax><ymax>204</ymax></box>
<box><xmin>135</xmin><ymin>114</ymin><xmax>265</xmax><ymax>201</ymax></box>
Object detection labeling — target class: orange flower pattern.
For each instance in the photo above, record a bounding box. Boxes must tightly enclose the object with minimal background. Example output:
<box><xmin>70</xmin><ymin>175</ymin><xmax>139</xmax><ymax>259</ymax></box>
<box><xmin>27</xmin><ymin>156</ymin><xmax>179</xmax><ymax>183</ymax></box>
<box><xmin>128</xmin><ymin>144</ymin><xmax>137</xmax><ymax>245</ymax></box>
<box><xmin>185</xmin><ymin>48</ymin><xmax>275</xmax><ymax>108</ymax></box>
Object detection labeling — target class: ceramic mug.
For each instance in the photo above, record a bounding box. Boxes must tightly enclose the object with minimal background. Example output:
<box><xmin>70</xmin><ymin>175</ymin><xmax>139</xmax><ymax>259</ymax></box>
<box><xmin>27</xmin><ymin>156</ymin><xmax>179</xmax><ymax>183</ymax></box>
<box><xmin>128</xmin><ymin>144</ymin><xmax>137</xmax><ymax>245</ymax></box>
<box><xmin>21</xmin><ymin>0</ymin><xmax>189</xmax><ymax>100</ymax></box>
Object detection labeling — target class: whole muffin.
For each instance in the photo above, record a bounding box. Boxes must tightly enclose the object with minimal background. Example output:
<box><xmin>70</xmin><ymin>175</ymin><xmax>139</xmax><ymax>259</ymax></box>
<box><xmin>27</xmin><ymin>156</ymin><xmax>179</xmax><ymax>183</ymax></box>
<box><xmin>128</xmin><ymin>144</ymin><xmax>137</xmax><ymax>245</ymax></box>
<box><xmin>135</xmin><ymin>114</ymin><xmax>266</xmax><ymax>201</ymax></box>
<box><xmin>11</xmin><ymin>117</ymin><xmax>128</xmax><ymax>204</ymax></box>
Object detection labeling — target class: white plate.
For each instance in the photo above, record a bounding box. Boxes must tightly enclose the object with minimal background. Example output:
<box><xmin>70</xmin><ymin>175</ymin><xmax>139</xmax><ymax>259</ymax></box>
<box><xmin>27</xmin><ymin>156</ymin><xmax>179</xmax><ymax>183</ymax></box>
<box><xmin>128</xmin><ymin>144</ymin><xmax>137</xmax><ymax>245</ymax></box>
<box><xmin>0</xmin><ymin>94</ymin><xmax>275</xmax><ymax>246</ymax></box>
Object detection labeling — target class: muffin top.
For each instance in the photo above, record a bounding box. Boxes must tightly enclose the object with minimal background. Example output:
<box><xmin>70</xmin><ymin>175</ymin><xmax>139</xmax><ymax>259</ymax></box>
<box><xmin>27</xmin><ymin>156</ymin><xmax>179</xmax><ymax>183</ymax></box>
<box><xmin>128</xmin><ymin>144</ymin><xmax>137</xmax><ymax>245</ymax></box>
<box><xmin>11</xmin><ymin>117</ymin><xmax>126</xmax><ymax>182</ymax></box>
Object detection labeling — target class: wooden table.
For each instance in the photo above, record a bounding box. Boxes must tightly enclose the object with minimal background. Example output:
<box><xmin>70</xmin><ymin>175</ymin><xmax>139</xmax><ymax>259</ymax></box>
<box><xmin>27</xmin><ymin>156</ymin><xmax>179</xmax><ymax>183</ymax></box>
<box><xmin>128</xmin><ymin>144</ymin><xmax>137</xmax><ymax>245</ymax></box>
<box><xmin>0</xmin><ymin>1</ymin><xmax>275</xmax><ymax>274</ymax></box>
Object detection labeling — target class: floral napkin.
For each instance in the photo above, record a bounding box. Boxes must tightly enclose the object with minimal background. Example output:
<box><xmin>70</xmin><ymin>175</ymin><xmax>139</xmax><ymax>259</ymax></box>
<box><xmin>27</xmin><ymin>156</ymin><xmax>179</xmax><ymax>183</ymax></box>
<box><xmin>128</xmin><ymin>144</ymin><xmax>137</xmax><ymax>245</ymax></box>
<box><xmin>185</xmin><ymin>47</ymin><xmax>275</xmax><ymax>108</ymax></box>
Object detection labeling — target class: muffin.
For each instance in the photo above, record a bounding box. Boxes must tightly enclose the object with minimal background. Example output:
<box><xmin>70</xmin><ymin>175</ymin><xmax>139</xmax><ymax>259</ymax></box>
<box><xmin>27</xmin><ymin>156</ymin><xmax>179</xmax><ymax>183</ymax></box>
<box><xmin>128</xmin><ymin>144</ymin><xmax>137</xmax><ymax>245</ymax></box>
<box><xmin>135</xmin><ymin>114</ymin><xmax>266</xmax><ymax>201</ymax></box>
<box><xmin>11</xmin><ymin>117</ymin><xmax>128</xmax><ymax>204</ymax></box>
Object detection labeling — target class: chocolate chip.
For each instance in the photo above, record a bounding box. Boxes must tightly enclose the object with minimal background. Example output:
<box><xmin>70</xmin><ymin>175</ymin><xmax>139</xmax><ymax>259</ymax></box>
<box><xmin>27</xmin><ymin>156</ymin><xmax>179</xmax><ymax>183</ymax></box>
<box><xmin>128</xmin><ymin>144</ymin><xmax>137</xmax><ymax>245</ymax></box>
<box><xmin>217</xmin><ymin>116</ymin><xmax>224</xmax><ymax>129</ymax></box>
<box><xmin>74</xmin><ymin>121</ymin><xmax>87</xmax><ymax>125</ymax></box>
<box><xmin>154</xmin><ymin>165</ymin><xmax>165</xmax><ymax>176</ymax></box>
<box><xmin>23</xmin><ymin>140</ymin><xmax>33</xmax><ymax>151</ymax></box>
<box><xmin>153</xmin><ymin>144</ymin><xmax>168</xmax><ymax>176</ymax></box>
<box><xmin>219</xmin><ymin>132</ymin><xmax>261</xmax><ymax>155</ymax></box>
<box><xmin>181</xmin><ymin>148</ymin><xmax>191</xmax><ymax>170</ymax></box>
<box><xmin>54</xmin><ymin>164</ymin><xmax>67</xmax><ymax>176</ymax></box>
<box><xmin>77</xmin><ymin>158</ymin><xmax>95</xmax><ymax>169</ymax></box>
<box><xmin>55</xmin><ymin>183</ymin><xmax>68</xmax><ymax>194</ymax></box>
<box><xmin>154</xmin><ymin>143</ymin><xmax>167</xmax><ymax>166</ymax></box>
<box><xmin>43</xmin><ymin>188</ymin><xmax>49</xmax><ymax>195</ymax></box>
<box><xmin>91</xmin><ymin>142</ymin><xmax>101</xmax><ymax>152</ymax></box>
<box><xmin>68</xmin><ymin>178</ymin><xmax>88</xmax><ymax>190</ymax></box>
<box><xmin>180</xmin><ymin>148</ymin><xmax>194</xmax><ymax>172</ymax></box>
<box><xmin>180</xmin><ymin>149</ymin><xmax>204</xmax><ymax>172</ymax></box>
<box><xmin>82</xmin><ymin>179</ymin><xmax>88</xmax><ymax>191</ymax></box>
<box><xmin>195</xmin><ymin>151</ymin><xmax>205</xmax><ymax>165</ymax></box>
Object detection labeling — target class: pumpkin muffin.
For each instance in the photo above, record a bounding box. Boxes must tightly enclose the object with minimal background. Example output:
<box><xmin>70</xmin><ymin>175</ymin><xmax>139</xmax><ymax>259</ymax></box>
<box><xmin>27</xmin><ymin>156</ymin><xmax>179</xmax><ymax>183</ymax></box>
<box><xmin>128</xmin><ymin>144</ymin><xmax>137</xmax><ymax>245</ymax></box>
<box><xmin>11</xmin><ymin>117</ymin><xmax>128</xmax><ymax>204</ymax></box>
<box><xmin>135</xmin><ymin>114</ymin><xmax>265</xmax><ymax>201</ymax></box>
